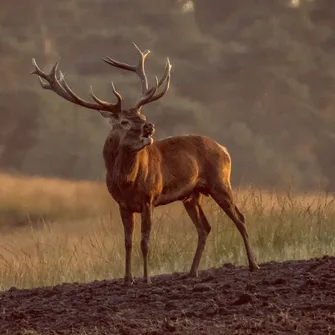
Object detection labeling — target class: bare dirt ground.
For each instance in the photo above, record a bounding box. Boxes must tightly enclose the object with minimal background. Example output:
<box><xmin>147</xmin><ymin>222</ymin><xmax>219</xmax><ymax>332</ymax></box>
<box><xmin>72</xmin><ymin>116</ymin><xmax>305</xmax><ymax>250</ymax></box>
<box><xmin>0</xmin><ymin>256</ymin><xmax>334</xmax><ymax>335</ymax></box>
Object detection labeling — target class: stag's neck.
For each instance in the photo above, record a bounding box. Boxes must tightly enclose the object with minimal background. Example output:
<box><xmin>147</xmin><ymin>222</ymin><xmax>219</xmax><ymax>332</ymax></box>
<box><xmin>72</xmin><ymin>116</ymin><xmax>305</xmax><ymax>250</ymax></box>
<box><xmin>114</xmin><ymin>147</ymin><xmax>144</xmax><ymax>185</ymax></box>
<box><xmin>103</xmin><ymin>132</ymin><xmax>121</xmax><ymax>170</ymax></box>
<box><xmin>103</xmin><ymin>132</ymin><xmax>147</xmax><ymax>188</ymax></box>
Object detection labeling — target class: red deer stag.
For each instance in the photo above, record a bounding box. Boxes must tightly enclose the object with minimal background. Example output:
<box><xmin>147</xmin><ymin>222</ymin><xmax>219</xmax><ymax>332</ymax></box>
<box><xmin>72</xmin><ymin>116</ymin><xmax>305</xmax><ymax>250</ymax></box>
<box><xmin>31</xmin><ymin>43</ymin><xmax>259</xmax><ymax>285</ymax></box>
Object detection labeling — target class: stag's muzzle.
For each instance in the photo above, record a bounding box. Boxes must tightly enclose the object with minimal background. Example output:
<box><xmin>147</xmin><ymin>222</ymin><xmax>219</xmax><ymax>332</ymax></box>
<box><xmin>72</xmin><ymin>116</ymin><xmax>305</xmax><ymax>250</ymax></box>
<box><xmin>142</xmin><ymin>122</ymin><xmax>155</xmax><ymax>137</ymax></box>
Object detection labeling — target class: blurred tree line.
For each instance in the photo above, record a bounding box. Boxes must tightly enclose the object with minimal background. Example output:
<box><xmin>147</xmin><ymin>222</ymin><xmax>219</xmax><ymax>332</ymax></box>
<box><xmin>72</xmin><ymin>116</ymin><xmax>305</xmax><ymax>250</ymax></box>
<box><xmin>0</xmin><ymin>0</ymin><xmax>334</xmax><ymax>192</ymax></box>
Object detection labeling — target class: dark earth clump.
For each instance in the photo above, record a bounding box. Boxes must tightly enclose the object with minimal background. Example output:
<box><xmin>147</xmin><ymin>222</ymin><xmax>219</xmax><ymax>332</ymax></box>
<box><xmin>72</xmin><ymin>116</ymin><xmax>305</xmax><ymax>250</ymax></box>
<box><xmin>0</xmin><ymin>256</ymin><xmax>334</xmax><ymax>334</ymax></box>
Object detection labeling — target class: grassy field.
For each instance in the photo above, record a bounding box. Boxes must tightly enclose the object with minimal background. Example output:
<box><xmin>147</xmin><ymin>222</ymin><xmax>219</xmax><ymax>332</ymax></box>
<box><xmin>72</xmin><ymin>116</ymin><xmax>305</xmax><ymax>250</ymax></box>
<box><xmin>0</xmin><ymin>173</ymin><xmax>334</xmax><ymax>291</ymax></box>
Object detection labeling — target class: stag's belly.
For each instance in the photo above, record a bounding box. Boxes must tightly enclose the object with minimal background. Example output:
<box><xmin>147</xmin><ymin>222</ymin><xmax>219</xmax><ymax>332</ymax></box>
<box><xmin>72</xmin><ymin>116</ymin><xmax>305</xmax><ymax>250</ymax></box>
<box><xmin>155</xmin><ymin>188</ymin><xmax>192</xmax><ymax>206</ymax></box>
<box><xmin>154</xmin><ymin>178</ymin><xmax>208</xmax><ymax>207</ymax></box>
<box><xmin>106</xmin><ymin>171</ymin><xmax>209</xmax><ymax>212</ymax></box>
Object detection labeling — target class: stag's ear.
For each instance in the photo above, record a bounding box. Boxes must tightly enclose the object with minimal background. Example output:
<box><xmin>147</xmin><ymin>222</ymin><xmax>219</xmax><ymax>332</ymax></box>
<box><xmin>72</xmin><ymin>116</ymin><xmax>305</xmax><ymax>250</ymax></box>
<box><xmin>99</xmin><ymin>111</ymin><xmax>119</xmax><ymax>127</ymax></box>
<box><xmin>100</xmin><ymin>111</ymin><xmax>116</xmax><ymax>118</ymax></box>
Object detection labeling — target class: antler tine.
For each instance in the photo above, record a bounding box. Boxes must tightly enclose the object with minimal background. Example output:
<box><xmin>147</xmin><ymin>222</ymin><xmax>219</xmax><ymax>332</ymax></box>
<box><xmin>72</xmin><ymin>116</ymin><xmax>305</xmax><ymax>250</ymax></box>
<box><xmin>102</xmin><ymin>56</ymin><xmax>136</xmax><ymax>72</ymax></box>
<box><xmin>31</xmin><ymin>58</ymin><xmax>122</xmax><ymax>114</ymax></box>
<box><xmin>101</xmin><ymin>44</ymin><xmax>171</xmax><ymax>111</ymax></box>
<box><xmin>111</xmin><ymin>82</ymin><xmax>123</xmax><ymax>103</ymax></box>
<box><xmin>157</xmin><ymin>58</ymin><xmax>171</xmax><ymax>88</ymax></box>
<box><xmin>89</xmin><ymin>82</ymin><xmax>122</xmax><ymax>108</ymax></box>
<box><xmin>135</xmin><ymin>77</ymin><xmax>159</xmax><ymax>109</ymax></box>
<box><xmin>32</xmin><ymin>58</ymin><xmax>59</xmax><ymax>90</ymax></box>
<box><xmin>145</xmin><ymin>70</ymin><xmax>171</xmax><ymax>105</ymax></box>
<box><xmin>135</xmin><ymin>57</ymin><xmax>172</xmax><ymax>109</ymax></box>
<box><xmin>102</xmin><ymin>43</ymin><xmax>151</xmax><ymax>95</ymax></box>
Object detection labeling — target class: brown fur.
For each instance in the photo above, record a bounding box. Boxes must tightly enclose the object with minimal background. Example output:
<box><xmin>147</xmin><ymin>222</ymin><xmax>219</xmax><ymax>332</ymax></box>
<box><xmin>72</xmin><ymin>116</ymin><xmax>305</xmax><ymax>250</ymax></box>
<box><xmin>32</xmin><ymin>44</ymin><xmax>259</xmax><ymax>285</ymax></box>
<box><xmin>104</xmin><ymin>128</ymin><xmax>260</xmax><ymax>284</ymax></box>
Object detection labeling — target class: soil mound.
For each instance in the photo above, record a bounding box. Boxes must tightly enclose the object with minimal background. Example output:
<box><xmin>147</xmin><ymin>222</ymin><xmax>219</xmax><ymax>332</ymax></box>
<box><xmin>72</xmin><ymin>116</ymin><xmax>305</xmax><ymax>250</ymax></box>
<box><xmin>1</xmin><ymin>256</ymin><xmax>334</xmax><ymax>334</ymax></box>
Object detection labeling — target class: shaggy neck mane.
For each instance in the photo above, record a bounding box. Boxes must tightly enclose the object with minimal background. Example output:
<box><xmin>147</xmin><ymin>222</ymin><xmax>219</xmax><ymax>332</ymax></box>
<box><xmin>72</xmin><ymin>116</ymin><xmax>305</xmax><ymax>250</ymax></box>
<box><xmin>114</xmin><ymin>147</ymin><xmax>142</xmax><ymax>185</ymax></box>
<box><xmin>104</xmin><ymin>130</ymin><xmax>145</xmax><ymax>186</ymax></box>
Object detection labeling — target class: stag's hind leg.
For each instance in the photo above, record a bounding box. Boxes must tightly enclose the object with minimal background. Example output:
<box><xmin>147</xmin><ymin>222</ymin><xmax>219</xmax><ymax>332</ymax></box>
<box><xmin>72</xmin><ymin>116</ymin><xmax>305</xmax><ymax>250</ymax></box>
<box><xmin>183</xmin><ymin>192</ymin><xmax>211</xmax><ymax>277</ymax></box>
<box><xmin>210</xmin><ymin>185</ymin><xmax>260</xmax><ymax>272</ymax></box>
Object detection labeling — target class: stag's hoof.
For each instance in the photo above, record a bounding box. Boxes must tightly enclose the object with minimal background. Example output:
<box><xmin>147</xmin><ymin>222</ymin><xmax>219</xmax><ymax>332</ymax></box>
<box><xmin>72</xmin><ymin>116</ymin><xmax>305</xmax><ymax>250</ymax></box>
<box><xmin>188</xmin><ymin>270</ymin><xmax>199</xmax><ymax>278</ymax></box>
<box><xmin>143</xmin><ymin>277</ymin><xmax>152</xmax><ymax>285</ymax></box>
<box><xmin>124</xmin><ymin>276</ymin><xmax>134</xmax><ymax>286</ymax></box>
<box><xmin>249</xmin><ymin>264</ymin><xmax>260</xmax><ymax>272</ymax></box>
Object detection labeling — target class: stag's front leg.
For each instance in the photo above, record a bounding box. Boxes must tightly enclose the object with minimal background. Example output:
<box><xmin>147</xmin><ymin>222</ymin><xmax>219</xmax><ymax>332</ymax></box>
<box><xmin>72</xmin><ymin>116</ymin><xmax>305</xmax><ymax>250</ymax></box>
<box><xmin>141</xmin><ymin>202</ymin><xmax>153</xmax><ymax>284</ymax></box>
<box><xmin>119</xmin><ymin>206</ymin><xmax>135</xmax><ymax>285</ymax></box>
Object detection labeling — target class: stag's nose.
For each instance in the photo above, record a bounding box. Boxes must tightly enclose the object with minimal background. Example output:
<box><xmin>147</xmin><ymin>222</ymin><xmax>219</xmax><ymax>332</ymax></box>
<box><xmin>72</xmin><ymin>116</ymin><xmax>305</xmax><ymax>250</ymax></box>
<box><xmin>143</xmin><ymin>122</ymin><xmax>155</xmax><ymax>135</ymax></box>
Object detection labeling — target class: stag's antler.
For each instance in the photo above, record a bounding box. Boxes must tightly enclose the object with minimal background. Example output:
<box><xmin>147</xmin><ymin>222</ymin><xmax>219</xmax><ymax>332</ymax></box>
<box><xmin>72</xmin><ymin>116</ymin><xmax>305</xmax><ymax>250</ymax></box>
<box><xmin>31</xmin><ymin>58</ymin><xmax>122</xmax><ymax>114</ymax></box>
<box><xmin>102</xmin><ymin>43</ymin><xmax>172</xmax><ymax>110</ymax></box>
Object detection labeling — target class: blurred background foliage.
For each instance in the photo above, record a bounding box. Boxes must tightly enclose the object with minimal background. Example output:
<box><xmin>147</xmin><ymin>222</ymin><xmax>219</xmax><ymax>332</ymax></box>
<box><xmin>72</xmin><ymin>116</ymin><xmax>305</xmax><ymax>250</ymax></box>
<box><xmin>0</xmin><ymin>0</ymin><xmax>334</xmax><ymax>191</ymax></box>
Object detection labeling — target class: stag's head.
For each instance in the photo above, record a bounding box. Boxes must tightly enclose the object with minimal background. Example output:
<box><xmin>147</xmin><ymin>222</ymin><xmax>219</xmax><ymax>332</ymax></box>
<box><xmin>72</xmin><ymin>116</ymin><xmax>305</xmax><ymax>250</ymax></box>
<box><xmin>31</xmin><ymin>43</ymin><xmax>171</xmax><ymax>151</ymax></box>
<box><xmin>110</xmin><ymin>109</ymin><xmax>156</xmax><ymax>151</ymax></box>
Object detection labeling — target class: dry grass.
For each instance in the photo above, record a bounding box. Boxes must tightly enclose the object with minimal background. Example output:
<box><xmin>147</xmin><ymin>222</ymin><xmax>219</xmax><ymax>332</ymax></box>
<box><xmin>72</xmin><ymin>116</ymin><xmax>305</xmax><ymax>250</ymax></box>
<box><xmin>0</xmin><ymin>173</ymin><xmax>115</xmax><ymax>227</ymax></box>
<box><xmin>0</xmin><ymin>173</ymin><xmax>334</xmax><ymax>291</ymax></box>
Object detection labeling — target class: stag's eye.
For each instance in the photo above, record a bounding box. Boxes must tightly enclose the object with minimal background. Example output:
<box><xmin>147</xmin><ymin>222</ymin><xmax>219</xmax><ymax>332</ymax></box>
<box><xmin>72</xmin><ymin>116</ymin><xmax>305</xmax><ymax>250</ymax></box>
<box><xmin>120</xmin><ymin>120</ymin><xmax>131</xmax><ymax>127</ymax></box>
